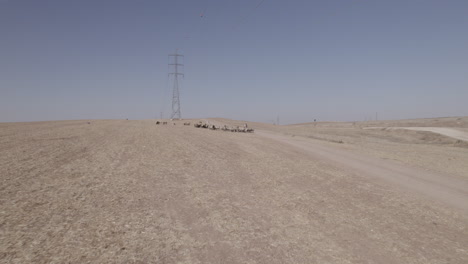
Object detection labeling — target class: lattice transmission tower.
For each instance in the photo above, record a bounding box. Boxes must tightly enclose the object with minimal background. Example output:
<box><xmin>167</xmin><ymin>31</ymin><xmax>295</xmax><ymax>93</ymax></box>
<box><xmin>168</xmin><ymin>51</ymin><xmax>184</xmax><ymax>120</ymax></box>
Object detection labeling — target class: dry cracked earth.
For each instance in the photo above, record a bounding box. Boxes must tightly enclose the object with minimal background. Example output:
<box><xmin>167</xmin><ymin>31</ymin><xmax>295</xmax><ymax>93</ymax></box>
<box><xmin>1</xmin><ymin>117</ymin><xmax>468</xmax><ymax>263</ymax></box>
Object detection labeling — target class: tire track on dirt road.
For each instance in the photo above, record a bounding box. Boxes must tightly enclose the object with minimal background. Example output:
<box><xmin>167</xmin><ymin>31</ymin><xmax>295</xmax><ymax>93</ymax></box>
<box><xmin>257</xmin><ymin>130</ymin><xmax>468</xmax><ymax>215</ymax></box>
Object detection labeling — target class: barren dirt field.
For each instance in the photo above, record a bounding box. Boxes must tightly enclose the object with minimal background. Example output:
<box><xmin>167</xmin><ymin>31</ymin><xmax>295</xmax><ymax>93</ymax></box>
<box><xmin>1</xmin><ymin>117</ymin><xmax>468</xmax><ymax>263</ymax></box>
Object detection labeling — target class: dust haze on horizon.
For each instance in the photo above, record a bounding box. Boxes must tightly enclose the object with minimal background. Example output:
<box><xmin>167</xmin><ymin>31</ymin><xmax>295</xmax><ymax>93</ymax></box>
<box><xmin>1</xmin><ymin>0</ymin><xmax>467</xmax><ymax>124</ymax></box>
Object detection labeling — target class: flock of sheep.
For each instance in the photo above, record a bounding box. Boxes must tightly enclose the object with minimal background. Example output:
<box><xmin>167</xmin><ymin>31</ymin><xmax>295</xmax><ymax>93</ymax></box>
<box><xmin>155</xmin><ymin>121</ymin><xmax>254</xmax><ymax>133</ymax></box>
<box><xmin>194</xmin><ymin>122</ymin><xmax>254</xmax><ymax>133</ymax></box>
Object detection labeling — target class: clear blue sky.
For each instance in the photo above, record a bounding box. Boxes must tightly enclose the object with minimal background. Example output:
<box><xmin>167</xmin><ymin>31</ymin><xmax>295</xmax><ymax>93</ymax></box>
<box><xmin>1</xmin><ymin>0</ymin><xmax>467</xmax><ymax>123</ymax></box>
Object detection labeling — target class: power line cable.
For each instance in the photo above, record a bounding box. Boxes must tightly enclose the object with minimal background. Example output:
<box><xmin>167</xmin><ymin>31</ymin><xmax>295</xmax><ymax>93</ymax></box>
<box><xmin>232</xmin><ymin>0</ymin><xmax>266</xmax><ymax>30</ymax></box>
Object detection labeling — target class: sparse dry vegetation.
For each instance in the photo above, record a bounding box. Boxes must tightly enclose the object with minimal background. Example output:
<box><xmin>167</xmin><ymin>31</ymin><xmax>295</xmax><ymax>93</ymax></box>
<box><xmin>1</xmin><ymin>117</ymin><xmax>468</xmax><ymax>263</ymax></box>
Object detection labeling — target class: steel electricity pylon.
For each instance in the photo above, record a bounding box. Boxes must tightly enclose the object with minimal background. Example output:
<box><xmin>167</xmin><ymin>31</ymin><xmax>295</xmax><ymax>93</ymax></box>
<box><xmin>169</xmin><ymin>50</ymin><xmax>184</xmax><ymax>120</ymax></box>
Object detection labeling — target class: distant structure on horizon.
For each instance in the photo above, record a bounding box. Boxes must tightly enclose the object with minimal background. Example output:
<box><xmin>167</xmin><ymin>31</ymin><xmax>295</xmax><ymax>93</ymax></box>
<box><xmin>169</xmin><ymin>50</ymin><xmax>184</xmax><ymax>120</ymax></box>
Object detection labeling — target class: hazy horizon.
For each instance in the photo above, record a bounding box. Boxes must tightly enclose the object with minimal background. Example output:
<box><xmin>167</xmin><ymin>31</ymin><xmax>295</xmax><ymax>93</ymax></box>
<box><xmin>2</xmin><ymin>115</ymin><xmax>468</xmax><ymax>126</ymax></box>
<box><xmin>1</xmin><ymin>0</ymin><xmax>467</xmax><ymax>124</ymax></box>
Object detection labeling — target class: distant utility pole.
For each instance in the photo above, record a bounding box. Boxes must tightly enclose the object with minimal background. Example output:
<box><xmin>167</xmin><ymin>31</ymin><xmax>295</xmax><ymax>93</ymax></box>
<box><xmin>169</xmin><ymin>50</ymin><xmax>184</xmax><ymax>120</ymax></box>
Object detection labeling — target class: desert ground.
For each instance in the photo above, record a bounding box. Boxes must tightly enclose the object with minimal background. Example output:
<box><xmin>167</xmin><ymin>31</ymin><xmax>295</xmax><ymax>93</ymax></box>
<box><xmin>1</xmin><ymin>116</ymin><xmax>468</xmax><ymax>263</ymax></box>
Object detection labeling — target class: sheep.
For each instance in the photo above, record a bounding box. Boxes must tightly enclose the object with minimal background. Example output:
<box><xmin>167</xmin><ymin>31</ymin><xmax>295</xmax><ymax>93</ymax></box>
<box><xmin>189</xmin><ymin>121</ymin><xmax>253</xmax><ymax>133</ymax></box>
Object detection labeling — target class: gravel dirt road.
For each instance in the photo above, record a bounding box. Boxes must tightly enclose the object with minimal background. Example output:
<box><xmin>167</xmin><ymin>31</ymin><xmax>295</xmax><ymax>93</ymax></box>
<box><xmin>364</xmin><ymin>127</ymin><xmax>468</xmax><ymax>142</ymax></box>
<box><xmin>394</xmin><ymin>127</ymin><xmax>468</xmax><ymax>142</ymax></box>
<box><xmin>257</xmin><ymin>130</ymin><xmax>468</xmax><ymax>214</ymax></box>
<box><xmin>1</xmin><ymin>119</ymin><xmax>468</xmax><ymax>263</ymax></box>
